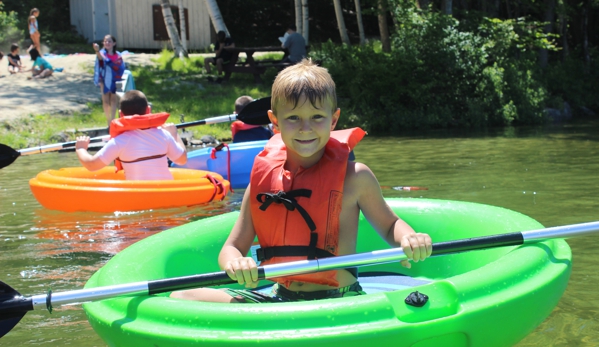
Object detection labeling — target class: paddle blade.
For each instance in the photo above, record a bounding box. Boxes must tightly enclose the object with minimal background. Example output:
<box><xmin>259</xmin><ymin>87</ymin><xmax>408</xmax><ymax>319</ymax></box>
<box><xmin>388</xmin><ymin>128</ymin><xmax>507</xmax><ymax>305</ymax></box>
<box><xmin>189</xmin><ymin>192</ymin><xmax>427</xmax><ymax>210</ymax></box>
<box><xmin>0</xmin><ymin>144</ymin><xmax>21</xmax><ymax>170</ymax></box>
<box><xmin>237</xmin><ymin>97</ymin><xmax>271</xmax><ymax>125</ymax></box>
<box><xmin>0</xmin><ymin>281</ymin><xmax>28</xmax><ymax>338</ymax></box>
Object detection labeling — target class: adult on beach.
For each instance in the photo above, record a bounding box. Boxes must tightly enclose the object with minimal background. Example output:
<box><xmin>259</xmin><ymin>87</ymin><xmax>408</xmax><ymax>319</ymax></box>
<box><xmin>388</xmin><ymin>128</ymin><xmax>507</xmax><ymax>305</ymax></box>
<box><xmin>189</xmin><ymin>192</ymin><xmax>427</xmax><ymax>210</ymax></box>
<box><xmin>29</xmin><ymin>8</ymin><xmax>41</xmax><ymax>53</ymax></box>
<box><xmin>93</xmin><ymin>34</ymin><xmax>125</xmax><ymax>127</ymax></box>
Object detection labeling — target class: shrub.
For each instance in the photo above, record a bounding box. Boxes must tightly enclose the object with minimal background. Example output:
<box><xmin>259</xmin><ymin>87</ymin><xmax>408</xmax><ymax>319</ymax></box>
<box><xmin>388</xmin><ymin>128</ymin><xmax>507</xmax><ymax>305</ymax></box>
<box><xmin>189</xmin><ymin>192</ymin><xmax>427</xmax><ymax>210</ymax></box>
<box><xmin>311</xmin><ymin>2</ymin><xmax>555</xmax><ymax>133</ymax></box>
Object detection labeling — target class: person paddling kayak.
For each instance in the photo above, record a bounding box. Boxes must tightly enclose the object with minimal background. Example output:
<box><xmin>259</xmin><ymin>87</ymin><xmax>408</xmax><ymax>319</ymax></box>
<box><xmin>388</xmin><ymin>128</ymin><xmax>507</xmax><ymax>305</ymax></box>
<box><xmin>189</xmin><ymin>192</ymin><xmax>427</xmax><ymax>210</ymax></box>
<box><xmin>171</xmin><ymin>59</ymin><xmax>432</xmax><ymax>303</ymax></box>
<box><xmin>75</xmin><ymin>90</ymin><xmax>187</xmax><ymax>180</ymax></box>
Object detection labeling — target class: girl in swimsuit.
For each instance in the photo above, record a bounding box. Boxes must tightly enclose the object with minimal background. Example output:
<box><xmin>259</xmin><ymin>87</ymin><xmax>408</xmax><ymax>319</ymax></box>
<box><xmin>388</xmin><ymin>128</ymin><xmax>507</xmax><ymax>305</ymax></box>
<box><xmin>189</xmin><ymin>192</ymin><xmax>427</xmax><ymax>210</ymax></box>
<box><xmin>29</xmin><ymin>8</ymin><xmax>41</xmax><ymax>54</ymax></box>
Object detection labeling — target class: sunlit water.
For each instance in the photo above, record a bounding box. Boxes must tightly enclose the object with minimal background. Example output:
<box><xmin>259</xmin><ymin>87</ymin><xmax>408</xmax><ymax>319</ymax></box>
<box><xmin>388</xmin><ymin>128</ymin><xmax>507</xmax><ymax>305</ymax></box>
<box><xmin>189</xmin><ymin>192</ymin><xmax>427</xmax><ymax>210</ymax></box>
<box><xmin>1</xmin><ymin>120</ymin><xmax>598</xmax><ymax>346</ymax></box>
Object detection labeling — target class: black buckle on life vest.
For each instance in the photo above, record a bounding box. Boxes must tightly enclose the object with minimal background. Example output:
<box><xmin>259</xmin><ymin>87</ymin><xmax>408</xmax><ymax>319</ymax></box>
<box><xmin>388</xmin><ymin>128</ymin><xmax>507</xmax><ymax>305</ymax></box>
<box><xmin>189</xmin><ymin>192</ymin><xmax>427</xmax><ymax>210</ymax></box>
<box><xmin>256</xmin><ymin>189</ymin><xmax>316</xmax><ymax>232</ymax></box>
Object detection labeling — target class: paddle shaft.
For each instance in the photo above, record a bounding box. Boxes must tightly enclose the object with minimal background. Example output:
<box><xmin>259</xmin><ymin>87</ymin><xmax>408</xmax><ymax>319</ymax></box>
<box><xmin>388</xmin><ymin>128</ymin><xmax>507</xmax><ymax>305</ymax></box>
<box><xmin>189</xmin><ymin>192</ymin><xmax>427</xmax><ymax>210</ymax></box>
<box><xmin>0</xmin><ymin>97</ymin><xmax>271</xmax><ymax>168</ymax></box>
<box><xmin>13</xmin><ymin>115</ymin><xmax>240</xmax><ymax>156</ymax></box>
<box><xmin>2</xmin><ymin>220</ymin><xmax>598</xmax><ymax>314</ymax></box>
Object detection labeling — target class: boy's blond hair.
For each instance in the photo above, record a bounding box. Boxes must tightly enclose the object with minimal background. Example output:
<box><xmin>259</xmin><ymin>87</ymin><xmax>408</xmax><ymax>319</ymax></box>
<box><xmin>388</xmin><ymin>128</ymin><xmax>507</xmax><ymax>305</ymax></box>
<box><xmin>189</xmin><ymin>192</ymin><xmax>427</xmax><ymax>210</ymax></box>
<box><xmin>271</xmin><ymin>59</ymin><xmax>337</xmax><ymax>116</ymax></box>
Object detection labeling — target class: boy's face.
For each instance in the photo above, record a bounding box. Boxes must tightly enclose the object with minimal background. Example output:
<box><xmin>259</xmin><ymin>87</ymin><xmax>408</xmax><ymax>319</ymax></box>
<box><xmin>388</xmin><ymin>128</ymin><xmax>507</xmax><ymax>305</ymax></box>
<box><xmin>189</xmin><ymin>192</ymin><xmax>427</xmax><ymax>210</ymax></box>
<box><xmin>268</xmin><ymin>95</ymin><xmax>340</xmax><ymax>162</ymax></box>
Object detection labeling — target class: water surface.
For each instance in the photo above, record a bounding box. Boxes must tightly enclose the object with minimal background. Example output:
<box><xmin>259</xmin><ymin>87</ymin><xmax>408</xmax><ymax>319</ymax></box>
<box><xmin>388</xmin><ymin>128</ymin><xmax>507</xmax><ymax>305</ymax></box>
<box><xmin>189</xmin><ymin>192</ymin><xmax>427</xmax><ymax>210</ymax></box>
<box><xmin>1</xmin><ymin>120</ymin><xmax>598</xmax><ymax>346</ymax></box>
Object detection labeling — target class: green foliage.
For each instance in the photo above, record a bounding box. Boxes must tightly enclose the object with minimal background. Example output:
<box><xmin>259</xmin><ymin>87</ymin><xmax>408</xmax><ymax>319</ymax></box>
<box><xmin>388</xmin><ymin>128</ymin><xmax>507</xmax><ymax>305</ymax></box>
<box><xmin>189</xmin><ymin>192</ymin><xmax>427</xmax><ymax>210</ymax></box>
<box><xmin>0</xmin><ymin>4</ymin><xmax>23</xmax><ymax>49</ymax></box>
<box><xmin>311</xmin><ymin>3</ymin><xmax>551</xmax><ymax>133</ymax></box>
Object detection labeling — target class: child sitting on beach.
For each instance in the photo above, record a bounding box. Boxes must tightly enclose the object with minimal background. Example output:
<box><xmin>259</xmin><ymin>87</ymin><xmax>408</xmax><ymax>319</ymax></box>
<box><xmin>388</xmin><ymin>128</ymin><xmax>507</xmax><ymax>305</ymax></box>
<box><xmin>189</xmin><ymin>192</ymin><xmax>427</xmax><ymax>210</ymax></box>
<box><xmin>7</xmin><ymin>44</ymin><xmax>24</xmax><ymax>74</ymax></box>
<box><xmin>28</xmin><ymin>46</ymin><xmax>53</xmax><ymax>79</ymax></box>
<box><xmin>75</xmin><ymin>90</ymin><xmax>188</xmax><ymax>180</ymax></box>
<box><xmin>230</xmin><ymin>95</ymin><xmax>273</xmax><ymax>143</ymax></box>
<box><xmin>170</xmin><ymin>59</ymin><xmax>432</xmax><ymax>303</ymax></box>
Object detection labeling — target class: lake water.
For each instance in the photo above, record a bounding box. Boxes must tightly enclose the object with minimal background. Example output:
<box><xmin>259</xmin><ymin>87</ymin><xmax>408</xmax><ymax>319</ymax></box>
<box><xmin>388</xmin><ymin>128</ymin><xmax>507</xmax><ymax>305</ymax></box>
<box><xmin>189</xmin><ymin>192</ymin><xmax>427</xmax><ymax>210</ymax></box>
<box><xmin>1</xmin><ymin>119</ymin><xmax>598</xmax><ymax>346</ymax></box>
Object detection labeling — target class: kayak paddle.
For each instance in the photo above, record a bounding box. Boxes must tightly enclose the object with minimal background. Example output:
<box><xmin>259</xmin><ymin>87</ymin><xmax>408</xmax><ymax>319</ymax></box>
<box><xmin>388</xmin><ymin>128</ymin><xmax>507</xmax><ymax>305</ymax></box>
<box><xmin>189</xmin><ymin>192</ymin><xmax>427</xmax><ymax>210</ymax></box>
<box><xmin>1</xmin><ymin>220</ymin><xmax>598</xmax><ymax>338</ymax></box>
<box><xmin>0</xmin><ymin>96</ymin><xmax>271</xmax><ymax>170</ymax></box>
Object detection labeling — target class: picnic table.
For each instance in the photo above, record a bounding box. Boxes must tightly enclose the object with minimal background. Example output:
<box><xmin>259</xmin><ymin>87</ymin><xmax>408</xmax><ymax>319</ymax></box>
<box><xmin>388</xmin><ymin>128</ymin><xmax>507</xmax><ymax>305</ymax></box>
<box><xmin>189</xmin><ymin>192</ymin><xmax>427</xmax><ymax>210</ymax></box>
<box><xmin>221</xmin><ymin>46</ymin><xmax>290</xmax><ymax>83</ymax></box>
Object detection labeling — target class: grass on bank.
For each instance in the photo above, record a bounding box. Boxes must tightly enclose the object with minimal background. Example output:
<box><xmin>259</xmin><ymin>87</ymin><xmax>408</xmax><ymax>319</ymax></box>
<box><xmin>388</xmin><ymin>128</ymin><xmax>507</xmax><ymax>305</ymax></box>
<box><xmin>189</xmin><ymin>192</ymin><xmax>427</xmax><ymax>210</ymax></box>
<box><xmin>1</xmin><ymin>49</ymin><xmax>281</xmax><ymax>150</ymax></box>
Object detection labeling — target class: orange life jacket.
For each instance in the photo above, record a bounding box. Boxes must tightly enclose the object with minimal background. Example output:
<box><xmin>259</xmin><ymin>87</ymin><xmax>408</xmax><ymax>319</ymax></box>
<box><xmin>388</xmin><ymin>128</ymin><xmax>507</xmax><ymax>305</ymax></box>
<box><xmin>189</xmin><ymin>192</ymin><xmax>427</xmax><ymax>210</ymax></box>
<box><xmin>250</xmin><ymin>127</ymin><xmax>366</xmax><ymax>288</ymax></box>
<box><xmin>109</xmin><ymin>112</ymin><xmax>170</xmax><ymax>172</ymax></box>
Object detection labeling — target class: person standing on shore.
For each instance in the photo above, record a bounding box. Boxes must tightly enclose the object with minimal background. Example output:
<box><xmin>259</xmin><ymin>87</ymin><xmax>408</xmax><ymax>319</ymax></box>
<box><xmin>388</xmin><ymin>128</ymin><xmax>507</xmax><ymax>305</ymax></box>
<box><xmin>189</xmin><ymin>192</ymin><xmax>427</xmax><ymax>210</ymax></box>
<box><xmin>29</xmin><ymin>8</ymin><xmax>41</xmax><ymax>54</ymax></box>
<box><xmin>93</xmin><ymin>34</ymin><xmax>125</xmax><ymax>127</ymax></box>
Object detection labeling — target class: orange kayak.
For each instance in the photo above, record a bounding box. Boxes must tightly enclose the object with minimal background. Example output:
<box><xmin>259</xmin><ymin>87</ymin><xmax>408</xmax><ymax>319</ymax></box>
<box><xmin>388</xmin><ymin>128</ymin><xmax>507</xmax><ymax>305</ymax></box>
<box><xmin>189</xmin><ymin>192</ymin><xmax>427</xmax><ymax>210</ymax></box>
<box><xmin>29</xmin><ymin>167</ymin><xmax>229</xmax><ymax>212</ymax></box>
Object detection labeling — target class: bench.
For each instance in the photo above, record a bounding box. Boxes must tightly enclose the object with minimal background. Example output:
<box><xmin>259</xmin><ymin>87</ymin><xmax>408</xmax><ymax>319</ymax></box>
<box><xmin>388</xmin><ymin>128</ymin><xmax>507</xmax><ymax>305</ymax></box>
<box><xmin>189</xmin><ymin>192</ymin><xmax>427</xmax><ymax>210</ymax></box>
<box><xmin>220</xmin><ymin>46</ymin><xmax>289</xmax><ymax>84</ymax></box>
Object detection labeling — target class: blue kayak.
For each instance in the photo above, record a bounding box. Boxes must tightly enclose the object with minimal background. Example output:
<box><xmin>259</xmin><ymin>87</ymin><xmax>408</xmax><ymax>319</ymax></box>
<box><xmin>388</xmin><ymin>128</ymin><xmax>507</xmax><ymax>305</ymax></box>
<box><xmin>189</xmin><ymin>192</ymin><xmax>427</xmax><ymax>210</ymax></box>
<box><xmin>171</xmin><ymin>140</ymin><xmax>268</xmax><ymax>189</ymax></box>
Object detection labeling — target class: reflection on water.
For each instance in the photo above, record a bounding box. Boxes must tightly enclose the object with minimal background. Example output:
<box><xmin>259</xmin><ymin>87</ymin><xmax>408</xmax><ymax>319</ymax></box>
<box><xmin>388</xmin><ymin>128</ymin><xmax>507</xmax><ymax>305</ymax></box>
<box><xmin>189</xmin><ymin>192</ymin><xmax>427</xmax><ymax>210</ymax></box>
<box><xmin>1</xmin><ymin>120</ymin><xmax>598</xmax><ymax>346</ymax></box>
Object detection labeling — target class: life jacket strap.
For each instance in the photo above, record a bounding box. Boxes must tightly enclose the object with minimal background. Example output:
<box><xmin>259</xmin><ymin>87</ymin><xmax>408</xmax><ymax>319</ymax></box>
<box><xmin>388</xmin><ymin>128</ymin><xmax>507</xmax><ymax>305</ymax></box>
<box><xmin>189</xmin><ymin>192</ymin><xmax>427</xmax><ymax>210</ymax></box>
<box><xmin>117</xmin><ymin>153</ymin><xmax>166</xmax><ymax>164</ymax></box>
<box><xmin>256</xmin><ymin>189</ymin><xmax>316</xmax><ymax>232</ymax></box>
<box><xmin>256</xmin><ymin>246</ymin><xmax>335</xmax><ymax>262</ymax></box>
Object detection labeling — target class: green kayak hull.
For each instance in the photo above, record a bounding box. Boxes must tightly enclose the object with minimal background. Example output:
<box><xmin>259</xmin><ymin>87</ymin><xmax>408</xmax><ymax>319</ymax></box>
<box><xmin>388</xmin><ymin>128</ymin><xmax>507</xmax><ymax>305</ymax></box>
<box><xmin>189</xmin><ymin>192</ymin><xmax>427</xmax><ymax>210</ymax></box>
<box><xmin>84</xmin><ymin>198</ymin><xmax>571</xmax><ymax>347</ymax></box>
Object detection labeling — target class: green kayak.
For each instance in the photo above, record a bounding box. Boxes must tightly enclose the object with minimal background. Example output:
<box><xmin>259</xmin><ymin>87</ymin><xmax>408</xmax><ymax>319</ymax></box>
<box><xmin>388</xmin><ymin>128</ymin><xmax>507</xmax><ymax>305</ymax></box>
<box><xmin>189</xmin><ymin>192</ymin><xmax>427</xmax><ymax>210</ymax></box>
<box><xmin>83</xmin><ymin>198</ymin><xmax>571</xmax><ymax>347</ymax></box>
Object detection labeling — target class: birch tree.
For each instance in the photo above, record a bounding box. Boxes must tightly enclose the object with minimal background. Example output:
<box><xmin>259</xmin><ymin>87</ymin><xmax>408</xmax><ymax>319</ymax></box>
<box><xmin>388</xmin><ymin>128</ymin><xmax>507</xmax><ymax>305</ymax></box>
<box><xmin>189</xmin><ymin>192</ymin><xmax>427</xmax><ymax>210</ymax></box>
<box><xmin>378</xmin><ymin>0</ymin><xmax>390</xmax><ymax>52</ymax></box>
<box><xmin>302</xmin><ymin>0</ymin><xmax>309</xmax><ymax>44</ymax></box>
<box><xmin>161</xmin><ymin>0</ymin><xmax>188</xmax><ymax>58</ymax></box>
<box><xmin>295</xmin><ymin>0</ymin><xmax>302</xmax><ymax>35</ymax></box>
<box><xmin>204</xmin><ymin>0</ymin><xmax>230</xmax><ymax>36</ymax></box>
<box><xmin>178</xmin><ymin>1</ymin><xmax>187</xmax><ymax>52</ymax></box>
<box><xmin>355</xmin><ymin>0</ymin><xmax>365</xmax><ymax>45</ymax></box>
<box><xmin>333</xmin><ymin>0</ymin><xmax>350</xmax><ymax>44</ymax></box>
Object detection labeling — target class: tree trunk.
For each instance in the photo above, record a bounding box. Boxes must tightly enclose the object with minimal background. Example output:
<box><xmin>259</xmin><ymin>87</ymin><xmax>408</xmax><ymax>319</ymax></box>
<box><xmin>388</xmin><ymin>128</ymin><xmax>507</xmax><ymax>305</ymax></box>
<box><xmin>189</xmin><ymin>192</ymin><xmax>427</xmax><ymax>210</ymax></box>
<box><xmin>378</xmin><ymin>0</ymin><xmax>390</xmax><ymax>52</ymax></box>
<box><xmin>442</xmin><ymin>0</ymin><xmax>453</xmax><ymax>15</ymax></box>
<box><xmin>582</xmin><ymin>0</ymin><xmax>590</xmax><ymax>71</ymax></box>
<box><xmin>355</xmin><ymin>0</ymin><xmax>366</xmax><ymax>45</ymax></box>
<box><xmin>204</xmin><ymin>0</ymin><xmax>229</xmax><ymax>36</ymax></box>
<box><xmin>161</xmin><ymin>0</ymin><xmax>188</xmax><ymax>58</ymax></box>
<box><xmin>559</xmin><ymin>13</ymin><xmax>568</xmax><ymax>60</ymax></box>
<box><xmin>178</xmin><ymin>1</ymin><xmax>187</xmax><ymax>52</ymax></box>
<box><xmin>538</xmin><ymin>0</ymin><xmax>555</xmax><ymax>68</ymax></box>
<box><xmin>333</xmin><ymin>0</ymin><xmax>351</xmax><ymax>44</ymax></box>
<box><xmin>302</xmin><ymin>0</ymin><xmax>310</xmax><ymax>44</ymax></box>
<box><xmin>295</xmin><ymin>0</ymin><xmax>302</xmax><ymax>35</ymax></box>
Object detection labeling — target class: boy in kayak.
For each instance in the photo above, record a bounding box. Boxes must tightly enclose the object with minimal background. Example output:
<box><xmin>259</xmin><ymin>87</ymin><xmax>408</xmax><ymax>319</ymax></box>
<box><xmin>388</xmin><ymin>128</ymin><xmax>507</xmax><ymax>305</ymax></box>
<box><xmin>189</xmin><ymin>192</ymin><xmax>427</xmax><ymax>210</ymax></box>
<box><xmin>75</xmin><ymin>90</ymin><xmax>187</xmax><ymax>180</ymax></box>
<box><xmin>171</xmin><ymin>59</ymin><xmax>431</xmax><ymax>302</ymax></box>
<box><xmin>231</xmin><ymin>95</ymin><xmax>273</xmax><ymax>143</ymax></box>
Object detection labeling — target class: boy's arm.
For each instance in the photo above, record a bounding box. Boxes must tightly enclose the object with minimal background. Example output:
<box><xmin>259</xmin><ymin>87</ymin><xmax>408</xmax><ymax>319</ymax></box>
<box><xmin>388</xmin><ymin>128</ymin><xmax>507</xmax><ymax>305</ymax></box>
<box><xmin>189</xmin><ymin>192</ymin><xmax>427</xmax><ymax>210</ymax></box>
<box><xmin>218</xmin><ymin>187</ymin><xmax>260</xmax><ymax>287</ymax></box>
<box><xmin>75</xmin><ymin>136</ymin><xmax>110</xmax><ymax>171</ymax></box>
<box><xmin>163</xmin><ymin>123</ymin><xmax>187</xmax><ymax>165</ymax></box>
<box><xmin>353</xmin><ymin>162</ymin><xmax>432</xmax><ymax>267</ymax></box>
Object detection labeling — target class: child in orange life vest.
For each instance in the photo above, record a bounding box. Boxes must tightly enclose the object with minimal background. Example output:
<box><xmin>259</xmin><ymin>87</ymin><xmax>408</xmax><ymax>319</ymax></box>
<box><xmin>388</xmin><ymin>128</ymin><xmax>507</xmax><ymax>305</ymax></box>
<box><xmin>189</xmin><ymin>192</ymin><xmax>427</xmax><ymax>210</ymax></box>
<box><xmin>230</xmin><ymin>95</ymin><xmax>273</xmax><ymax>143</ymax></box>
<box><xmin>170</xmin><ymin>59</ymin><xmax>432</xmax><ymax>303</ymax></box>
<box><xmin>75</xmin><ymin>90</ymin><xmax>187</xmax><ymax>180</ymax></box>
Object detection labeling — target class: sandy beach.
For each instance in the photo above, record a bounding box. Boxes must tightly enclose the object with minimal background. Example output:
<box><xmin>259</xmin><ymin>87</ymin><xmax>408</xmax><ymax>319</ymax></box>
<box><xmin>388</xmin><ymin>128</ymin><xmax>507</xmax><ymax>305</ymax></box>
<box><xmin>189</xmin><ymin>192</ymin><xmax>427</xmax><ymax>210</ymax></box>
<box><xmin>0</xmin><ymin>53</ymin><xmax>159</xmax><ymax>121</ymax></box>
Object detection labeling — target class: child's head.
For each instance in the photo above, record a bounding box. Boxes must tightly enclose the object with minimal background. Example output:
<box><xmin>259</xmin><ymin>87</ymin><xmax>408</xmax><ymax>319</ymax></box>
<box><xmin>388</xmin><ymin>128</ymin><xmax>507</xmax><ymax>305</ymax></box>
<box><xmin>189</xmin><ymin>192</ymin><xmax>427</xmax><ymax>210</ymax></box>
<box><xmin>288</xmin><ymin>24</ymin><xmax>297</xmax><ymax>32</ymax></box>
<box><xmin>270</xmin><ymin>59</ymin><xmax>337</xmax><ymax>118</ymax></box>
<box><xmin>269</xmin><ymin>60</ymin><xmax>340</xmax><ymax>160</ymax></box>
<box><xmin>10</xmin><ymin>43</ymin><xmax>19</xmax><ymax>54</ymax></box>
<box><xmin>120</xmin><ymin>90</ymin><xmax>149</xmax><ymax>116</ymax></box>
<box><xmin>28</xmin><ymin>46</ymin><xmax>40</xmax><ymax>61</ymax></box>
<box><xmin>103</xmin><ymin>35</ymin><xmax>117</xmax><ymax>52</ymax></box>
<box><xmin>30</xmin><ymin>8</ymin><xmax>39</xmax><ymax>17</ymax></box>
<box><xmin>234</xmin><ymin>96</ymin><xmax>253</xmax><ymax>114</ymax></box>
<box><xmin>217</xmin><ymin>31</ymin><xmax>227</xmax><ymax>43</ymax></box>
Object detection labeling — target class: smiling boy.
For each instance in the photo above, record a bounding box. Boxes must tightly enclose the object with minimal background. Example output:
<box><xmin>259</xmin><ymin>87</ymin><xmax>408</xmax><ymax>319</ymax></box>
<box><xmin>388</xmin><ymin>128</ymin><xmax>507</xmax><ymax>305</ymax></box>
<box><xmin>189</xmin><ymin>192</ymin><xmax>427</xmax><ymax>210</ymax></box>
<box><xmin>171</xmin><ymin>59</ymin><xmax>432</xmax><ymax>303</ymax></box>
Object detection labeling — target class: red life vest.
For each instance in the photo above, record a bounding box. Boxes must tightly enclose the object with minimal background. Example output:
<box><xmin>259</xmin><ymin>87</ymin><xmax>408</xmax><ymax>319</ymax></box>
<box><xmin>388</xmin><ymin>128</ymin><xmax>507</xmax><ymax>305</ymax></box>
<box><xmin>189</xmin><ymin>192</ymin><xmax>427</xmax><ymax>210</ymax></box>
<box><xmin>231</xmin><ymin>120</ymin><xmax>263</xmax><ymax>138</ymax></box>
<box><xmin>109</xmin><ymin>112</ymin><xmax>170</xmax><ymax>172</ymax></box>
<box><xmin>250</xmin><ymin>127</ymin><xmax>366</xmax><ymax>288</ymax></box>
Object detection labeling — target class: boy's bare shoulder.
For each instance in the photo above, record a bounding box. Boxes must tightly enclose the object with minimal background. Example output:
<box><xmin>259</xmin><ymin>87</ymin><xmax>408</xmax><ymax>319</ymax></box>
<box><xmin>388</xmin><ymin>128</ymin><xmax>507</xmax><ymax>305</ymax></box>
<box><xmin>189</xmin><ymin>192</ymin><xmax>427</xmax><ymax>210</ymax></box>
<box><xmin>344</xmin><ymin>161</ymin><xmax>379</xmax><ymax>193</ymax></box>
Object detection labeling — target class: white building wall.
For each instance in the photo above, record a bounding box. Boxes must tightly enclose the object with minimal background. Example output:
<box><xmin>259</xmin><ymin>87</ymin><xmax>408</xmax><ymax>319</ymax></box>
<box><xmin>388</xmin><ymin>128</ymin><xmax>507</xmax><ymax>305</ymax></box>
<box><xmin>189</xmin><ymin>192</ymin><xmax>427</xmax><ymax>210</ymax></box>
<box><xmin>69</xmin><ymin>0</ymin><xmax>94</xmax><ymax>42</ymax></box>
<box><xmin>70</xmin><ymin>0</ymin><xmax>211</xmax><ymax>50</ymax></box>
